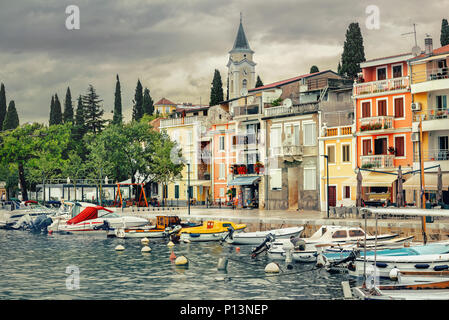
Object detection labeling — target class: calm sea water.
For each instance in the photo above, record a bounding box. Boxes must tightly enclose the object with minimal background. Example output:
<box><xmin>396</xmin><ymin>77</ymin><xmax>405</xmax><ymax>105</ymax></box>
<box><xmin>0</xmin><ymin>229</ymin><xmax>351</xmax><ymax>300</ymax></box>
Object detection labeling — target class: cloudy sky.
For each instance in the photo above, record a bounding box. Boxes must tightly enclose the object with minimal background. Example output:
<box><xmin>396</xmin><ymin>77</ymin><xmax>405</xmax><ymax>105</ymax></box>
<box><xmin>1</xmin><ymin>0</ymin><xmax>448</xmax><ymax>124</ymax></box>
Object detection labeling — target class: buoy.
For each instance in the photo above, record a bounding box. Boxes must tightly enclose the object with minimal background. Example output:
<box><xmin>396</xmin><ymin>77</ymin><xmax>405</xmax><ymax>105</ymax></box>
<box><xmin>167</xmin><ymin>241</ymin><xmax>175</xmax><ymax>247</ymax></box>
<box><xmin>316</xmin><ymin>254</ymin><xmax>326</xmax><ymax>268</ymax></box>
<box><xmin>141</xmin><ymin>246</ymin><xmax>151</xmax><ymax>253</ymax></box>
<box><xmin>389</xmin><ymin>268</ymin><xmax>400</xmax><ymax>281</ymax></box>
<box><xmin>115</xmin><ymin>245</ymin><xmax>125</xmax><ymax>251</ymax></box>
<box><xmin>183</xmin><ymin>239</ymin><xmax>191</xmax><ymax>243</ymax></box>
<box><xmin>170</xmin><ymin>251</ymin><xmax>176</xmax><ymax>260</ymax></box>
<box><xmin>235</xmin><ymin>247</ymin><xmax>240</xmax><ymax>253</ymax></box>
<box><xmin>141</xmin><ymin>237</ymin><xmax>149</xmax><ymax>245</ymax></box>
<box><xmin>175</xmin><ymin>255</ymin><xmax>189</xmax><ymax>266</ymax></box>
<box><xmin>48</xmin><ymin>230</ymin><xmax>53</xmax><ymax>235</ymax></box>
<box><xmin>265</xmin><ymin>262</ymin><xmax>280</xmax><ymax>273</ymax></box>
<box><xmin>217</xmin><ymin>257</ymin><xmax>229</xmax><ymax>271</ymax></box>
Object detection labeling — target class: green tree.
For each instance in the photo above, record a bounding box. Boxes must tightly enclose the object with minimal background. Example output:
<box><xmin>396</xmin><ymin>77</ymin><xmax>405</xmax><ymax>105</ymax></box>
<box><xmin>51</xmin><ymin>94</ymin><xmax>63</xmax><ymax>125</ymax></box>
<box><xmin>143</xmin><ymin>87</ymin><xmax>154</xmax><ymax>116</ymax></box>
<box><xmin>441</xmin><ymin>19</ymin><xmax>449</xmax><ymax>46</ymax></box>
<box><xmin>337</xmin><ymin>62</ymin><xmax>342</xmax><ymax>75</ymax></box>
<box><xmin>339</xmin><ymin>22</ymin><xmax>366</xmax><ymax>80</ymax></box>
<box><xmin>0</xmin><ymin>84</ymin><xmax>7</xmax><ymax>131</ymax></box>
<box><xmin>112</xmin><ymin>74</ymin><xmax>123</xmax><ymax>125</ymax></box>
<box><xmin>3</xmin><ymin>100</ymin><xmax>19</xmax><ymax>130</ymax></box>
<box><xmin>209</xmin><ymin>69</ymin><xmax>224</xmax><ymax>106</ymax></box>
<box><xmin>255</xmin><ymin>75</ymin><xmax>264</xmax><ymax>88</ymax></box>
<box><xmin>60</xmin><ymin>151</ymin><xmax>86</xmax><ymax>201</ymax></box>
<box><xmin>132</xmin><ymin>80</ymin><xmax>144</xmax><ymax>121</ymax></box>
<box><xmin>63</xmin><ymin>87</ymin><xmax>74</xmax><ymax>123</ymax></box>
<box><xmin>82</xmin><ymin>85</ymin><xmax>106</xmax><ymax>134</ymax></box>
<box><xmin>310</xmin><ymin>65</ymin><xmax>319</xmax><ymax>73</ymax></box>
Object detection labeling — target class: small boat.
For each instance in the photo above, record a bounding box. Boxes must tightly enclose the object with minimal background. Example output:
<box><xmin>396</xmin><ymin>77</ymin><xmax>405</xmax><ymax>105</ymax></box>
<box><xmin>114</xmin><ymin>216</ymin><xmax>200</xmax><ymax>239</ymax></box>
<box><xmin>267</xmin><ymin>225</ymin><xmax>398</xmax><ymax>262</ymax></box>
<box><xmin>48</xmin><ymin>205</ymin><xmax>148</xmax><ymax>235</ymax></box>
<box><xmin>0</xmin><ymin>200</ymin><xmax>57</xmax><ymax>229</ymax></box>
<box><xmin>178</xmin><ymin>220</ymin><xmax>246</xmax><ymax>242</ymax></box>
<box><xmin>225</xmin><ymin>226</ymin><xmax>304</xmax><ymax>245</ymax></box>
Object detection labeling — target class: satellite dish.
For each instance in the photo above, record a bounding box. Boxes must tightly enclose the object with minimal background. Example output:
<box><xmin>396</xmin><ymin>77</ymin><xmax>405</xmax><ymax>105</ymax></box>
<box><xmin>412</xmin><ymin>46</ymin><xmax>421</xmax><ymax>56</ymax></box>
<box><xmin>283</xmin><ymin>98</ymin><xmax>292</xmax><ymax>108</ymax></box>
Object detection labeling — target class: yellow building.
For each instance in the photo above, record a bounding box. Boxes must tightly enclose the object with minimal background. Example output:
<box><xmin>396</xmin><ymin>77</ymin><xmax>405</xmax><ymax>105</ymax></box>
<box><xmin>154</xmin><ymin>98</ymin><xmax>177</xmax><ymax>116</ymax></box>
<box><xmin>405</xmin><ymin>38</ymin><xmax>449</xmax><ymax>205</ymax></box>
<box><xmin>319</xmin><ymin>124</ymin><xmax>356</xmax><ymax>208</ymax></box>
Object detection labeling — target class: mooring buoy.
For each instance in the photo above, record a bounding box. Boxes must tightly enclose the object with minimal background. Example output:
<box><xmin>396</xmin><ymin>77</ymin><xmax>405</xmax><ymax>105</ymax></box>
<box><xmin>141</xmin><ymin>237</ymin><xmax>149</xmax><ymax>245</ymax></box>
<box><xmin>175</xmin><ymin>255</ymin><xmax>189</xmax><ymax>266</ymax></box>
<box><xmin>141</xmin><ymin>246</ymin><xmax>151</xmax><ymax>253</ymax></box>
<box><xmin>115</xmin><ymin>245</ymin><xmax>125</xmax><ymax>251</ymax></box>
<box><xmin>265</xmin><ymin>262</ymin><xmax>280</xmax><ymax>273</ymax></box>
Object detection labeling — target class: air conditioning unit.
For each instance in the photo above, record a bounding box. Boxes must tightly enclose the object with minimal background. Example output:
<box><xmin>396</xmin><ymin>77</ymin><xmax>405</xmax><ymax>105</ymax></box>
<box><xmin>411</xmin><ymin>132</ymin><xmax>419</xmax><ymax>142</ymax></box>
<box><xmin>411</xmin><ymin>102</ymin><xmax>421</xmax><ymax>111</ymax></box>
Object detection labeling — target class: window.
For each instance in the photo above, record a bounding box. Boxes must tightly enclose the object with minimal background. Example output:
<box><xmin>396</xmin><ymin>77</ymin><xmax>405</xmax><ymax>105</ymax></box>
<box><xmin>377</xmin><ymin>99</ymin><xmax>387</xmax><ymax>116</ymax></box>
<box><xmin>303</xmin><ymin>122</ymin><xmax>316</xmax><ymax>146</ymax></box>
<box><xmin>219</xmin><ymin>136</ymin><xmax>225</xmax><ymax>151</ymax></box>
<box><xmin>242</xmin><ymin>79</ymin><xmax>247</xmax><ymax>89</ymax></box>
<box><xmin>343</xmin><ymin>186</ymin><xmax>351</xmax><ymax>199</ymax></box>
<box><xmin>392</xmin><ymin>65</ymin><xmax>402</xmax><ymax>78</ymax></box>
<box><xmin>270</xmin><ymin>169</ymin><xmax>282</xmax><ymax>190</ymax></box>
<box><xmin>332</xmin><ymin>230</ymin><xmax>348</xmax><ymax>238</ymax></box>
<box><xmin>327</xmin><ymin>145</ymin><xmax>336</xmax><ymax>164</ymax></box>
<box><xmin>362</xmin><ymin>139</ymin><xmax>372</xmax><ymax>155</ymax></box>
<box><xmin>294</xmin><ymin>124</ymin><xmax>300</xmax><ymax>146</ymax></box>
<box><xmin>271</xmin><ymin>126</ymin><xmax>282</xmax><ymax>155</ymax></box>
<box><xmin>377</xmin><ymin>67</ymin><xmax>387</xmax><ymax>80</ymax></box>
<box><xmin>348</xmin><ymin>230</ymin><xmax>365</xmax><ymax>237</ymax></box>
<box><xmin>395</xmin><ymin>136</ymin><xmax>405</xmax><ymax>157</ymax></box>
<box><xmin>219</xmin><ymin>188</ymin><xmax>225</xmax><ymax>197</ymax></box>
<box><xmin>439</xmin><ymin>136</ymin><xmax>448</xmax><ymax>160</ymax></box>
<box><xmin>303</xmin><ymin>167</ymin><xmax>316</xmax><ymax>190</ymax></box>
<box><xmin>219</xmin><ymin>163</ymin><xmax>226</xmax><ymax>180</ymax></box>
<box><xmin>362</xmin><ymin>102</ymin><xmax>371</xmax><ymax>118</ymax></box>
<box><xmin>342</xmin><ymin>144</ymin><xmax>350</xmax><ymax>162</ymax></box>
<box><xmin>394</xmin><ymin>97</ymin><xmax>404</xmax><ymax>118</ymax></box>
<box><xmin>436</xmin><ymin>95</ymin><xmax>447</xmax><ymax>110</ymax></box>
<box><xmin>174</xmin><ymin>185</ymin><xmax>179</xmax><ymax>199</ymax></box>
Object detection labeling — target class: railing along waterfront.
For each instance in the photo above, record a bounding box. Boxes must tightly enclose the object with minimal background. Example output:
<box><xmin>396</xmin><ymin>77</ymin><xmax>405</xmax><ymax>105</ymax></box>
<box><xmin>411</xmin><ymin>67</ymin><xmax>449</xmax><ymax>83</ymax></box>
<box><xmin>160</xmin><ymin>116</ymin><xmax>201</xmax><ymax>127</ymax></box>
<box><xmin>361</xmin><ymin>154</ymin><xmax>394</xmax><ymax>169</ymax></box>
<box><xmin>413</xmin><ymin>149</ymin><xmax>449</xmax><ymax>162</ymax></box>
<box><xmin>264</xmin><ymin>102</ymin><xmax>319</xmax><ymax>117</ymax></box>
<box><xmin>353</xmin><ymin>76</ymin><xmax>409</xmax><ymax>96</ymax></box>
<box><xmin>359</xmin><ymin>116</ymin><xmax>394</xmax><ymax>131</ymax></box>
<box><xmin>413</xmin><ymin>108</ymin><xmax>449</xmax><ymax>121</ymax></box>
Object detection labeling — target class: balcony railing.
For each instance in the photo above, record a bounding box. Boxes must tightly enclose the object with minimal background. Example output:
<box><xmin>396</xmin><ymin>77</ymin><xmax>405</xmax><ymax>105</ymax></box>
<box><xmin>413</xmin><ymin>108</ymin><xmax>449</xmax><ymax>122</ymax></box>
<box><xmin>233</xmin><ymin>105</ymin><xmax>259</xmax><ymax>117</ymax></box>
<box><xmin>160</xmin><ymin>116</ymin><xmax>201</xmax><ymax>127</ymax></box>
<box><xmin>232</xmin><ymin>133</ymin><xmax>259</xmax><ymax>146</ymax></box>
<box><xmin>361</xmin><ymin>154</ymin><xmax>394</xmax><ymax>169</ymax></box>
<box><xmin>324</xmin><ymin>126</ymin><xmax>353</xmax><ymax>137</ymax></box>
<box><xmin>359</xmin><ymin>116</ymin><xmax>394</xmax><ymax>132</ymax></box>
<box><xmin>264</xmin><ymin>103</ymin><xmax>319</xmax><ymax>117</ymax></box>
<box><xmin>353</xmin><ymin>76</ymin><xmax>409</xmax><ymax>97</ymax></box>
<box><xmin>413</xmin><ymin>149</ymin><xmax>449</xmax><ymax>162</ymax></box>
<box><xmin>270</xmin><ymin>145</ymin><xmax>304</xmax><ymax>157</ymax></box>
<box><xmin>411</xmin><ymin>67</ymin><xmax>449</xmax><ymax>84</ymax></box>
<box><xmin>230</xmin><ymin>164</ymin><xmax>263</xmax><ymax>175</ymax></box>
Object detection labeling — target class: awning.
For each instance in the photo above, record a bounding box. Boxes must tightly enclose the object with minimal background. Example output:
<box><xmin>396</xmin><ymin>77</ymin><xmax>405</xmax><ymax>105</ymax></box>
<box><xmin>227</xmin><ymin>176</ymin><xmax>261</xmax><ymax>186</ymax></box>
<box><xmin>344</xmin><ymin>171</ymin><xmax>398</xmax><ymax>187</ymax></box>
<box><xmin>403</xmin><ymin>173</ymin><xmax>449</xmax><ymax>191</ymax></box>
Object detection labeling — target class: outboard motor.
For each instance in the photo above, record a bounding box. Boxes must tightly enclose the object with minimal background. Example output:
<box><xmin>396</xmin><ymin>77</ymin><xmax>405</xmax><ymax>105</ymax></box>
<box><xmin>29</xmin><ymin>214</ymin><xmax>53</xmax><ymax>233</ymax></box>
<box><xmin>94</xmin><ymin>220</ymin><xmax>112</xmax><ymax>231</ymax></box>
<box><xmin>251</xmin><ymin>233</ymin><xmax>275</xmax><ymax>258</ymax></box>
<box><xmin>221</xmin><ymin>226</ymin><xmax>235</xmax><ymax>243</ymax></box>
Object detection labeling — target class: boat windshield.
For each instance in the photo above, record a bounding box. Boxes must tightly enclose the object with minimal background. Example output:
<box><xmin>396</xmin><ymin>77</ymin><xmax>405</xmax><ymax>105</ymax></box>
<box><xmin>100</xmin><ymin>212</ymin><xmax>121</xmax><ymax>219</ymax></box>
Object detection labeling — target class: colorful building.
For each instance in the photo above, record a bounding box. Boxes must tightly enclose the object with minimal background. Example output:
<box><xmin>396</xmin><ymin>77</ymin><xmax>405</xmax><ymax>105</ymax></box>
<box><xmin>405</xmin><ymin>37</ymin><xmax>449</xmax><ymax>205</ymax></box>
<box><xmin>154</xmin><ymin>98</ymin><xmax>177</xmax><ymax>116</ymax></box>
<box><xmin>353</xmin><ymin>51</ymin><xmax>415</xmax><ymax>205</ymax></box>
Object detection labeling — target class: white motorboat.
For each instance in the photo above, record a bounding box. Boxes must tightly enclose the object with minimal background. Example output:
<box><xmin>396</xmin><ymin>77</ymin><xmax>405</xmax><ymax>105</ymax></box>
<box><xmin>267</xmin><ymin>225</ymin><xmax>398</xmax><ymax>262</ymax></box>
<box><xmin>0</xmin><ymin>200</ymin><xmax>57</xmax><ymax>229</ymax></box>
<box><xmin>225</xmin><ymin>226</ymin><xmax>304</xmax><ymax>245</ymax></box>
<box><xmin>48</xmin><ymin>205</ymin><xmax>148</xmax><ymax>235</ymax></box>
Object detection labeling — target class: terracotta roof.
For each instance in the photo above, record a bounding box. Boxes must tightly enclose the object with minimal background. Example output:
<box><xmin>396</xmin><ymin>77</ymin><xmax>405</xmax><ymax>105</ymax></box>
<box><xmin>363</xmin><ymin>52</ymin><xmax>412</xmax><ymax>64</ymax></box>
<box><xmin>155</xmin><ymin>98</ymin><xmax>177</xmax><ymax>105</ymax></box>
<box><xmin>410</xmin><ymin>44</ymin><xmax>449</xmax><ymax>61</ymax></box>
<box><xmin>249</xmin><ymin>70</ymin><xmax>337</xmax><ymax>92</ymax></box>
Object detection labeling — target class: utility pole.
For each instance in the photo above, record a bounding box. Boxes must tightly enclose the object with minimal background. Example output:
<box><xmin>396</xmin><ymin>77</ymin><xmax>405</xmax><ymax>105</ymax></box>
<box><xmin>418</xmin><ymin>119</ymin><xmax>427</xmax><ymax>244</ymax></box>
<box><xmin>321</xmin><ymin>154</ymin><xmax>329</xmax><ymax>219</ymax></box>
<box><xmin>187</xmin><ymin>162</ymin><xmax>191</xmax><ymax>216</ymax></box>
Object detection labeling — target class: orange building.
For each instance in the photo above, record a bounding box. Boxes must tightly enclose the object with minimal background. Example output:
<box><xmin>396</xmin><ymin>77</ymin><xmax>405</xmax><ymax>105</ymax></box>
<box><xmin>353</xmin><ymin>52</ymin><xmax>415</xmax><ymax>204</ymax></box>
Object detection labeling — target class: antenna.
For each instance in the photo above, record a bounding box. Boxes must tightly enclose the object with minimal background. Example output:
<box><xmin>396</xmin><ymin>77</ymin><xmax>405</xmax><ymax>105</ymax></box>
<box><xmin>401</xmin><ymin>23</ymin><xmax>418</xmax><ymax>47</ymax></box>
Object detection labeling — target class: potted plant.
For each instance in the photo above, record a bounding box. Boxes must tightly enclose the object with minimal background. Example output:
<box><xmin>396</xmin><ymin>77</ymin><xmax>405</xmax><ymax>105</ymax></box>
<box><xmin>254</xmin><ymin>161</ymin><xmax>264</xmax><ymax>174</ymax></box>
<box><xmin>388</xmin><ymin>146</ymin><xmax>396</xmax><ymax>155</ymax></box>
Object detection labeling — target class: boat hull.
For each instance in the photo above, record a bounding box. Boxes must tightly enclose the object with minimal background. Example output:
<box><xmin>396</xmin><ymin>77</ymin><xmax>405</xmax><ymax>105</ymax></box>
<box><xmin>226</xmin><ymin>227</ymin><xmax>304</xmax><ymax>245</ymax></box>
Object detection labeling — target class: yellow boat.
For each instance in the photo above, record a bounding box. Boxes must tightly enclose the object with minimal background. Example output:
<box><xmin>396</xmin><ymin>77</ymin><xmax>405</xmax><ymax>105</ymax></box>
<box><xmin>178</xmin><ymin>220</ymin><xmax>246</xmax><ymax>242</ymax></box>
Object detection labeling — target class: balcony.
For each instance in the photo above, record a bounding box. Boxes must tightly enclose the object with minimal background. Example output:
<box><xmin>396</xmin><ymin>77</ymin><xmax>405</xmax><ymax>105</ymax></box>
<box><xmin>411</xmin><ymin>67</ymin><xmax>449</xmax><ymax>93</ymax></box>
<box><xmin>361</xmin><ymin>154</ymin><xmax>394</xmax><ymax>169</ymax></box>
<box><xmin>413</xmin><ymin>108</ymin><xmax>449</xmax><ymax>121</ymax></box>
<box><xmin>325</xmin><ymin>126</ymin><xmax>352</xmax><ymax>137</ymax></box>
<box><xmin>359</xmin><ymin>116</ymin><xmax>394</xmax><ymax>133</ymax></box>
<box><xmin>233</xmin><ymin>105</ymin><xmax>259</xmax><ymax>117</ymax></box>
<box><xmin>413</xmin><ymin>149</ymin><xmax>449</xmax><ymax>162</ymax></box>
<box><xmin>353</xmin><ymin>76</ymin><xmax>409</xmax><ymax>98</ymax></box>
<box><xmin>160</xmin><ymin>116</ymin><xmax>201</xmax><ymax>127</ymax></box>
<box><xmin>230</xmin><ymin>164</ymin><xmax>263</xmax><ymax>175</ymax></box>
<box><xmin>270</xmin><ymin>145</ymin><xmax>303</xmax><ymax>162</ymax></box>
<box><xmin>232</xmin><ymin>133</ymin><xmax>259</xmax><ymax>146</ymax></box>
<box><xmin>264</xmin><ymin>103</ymin><xmax>319</xmax><ymax>118</ymax></box>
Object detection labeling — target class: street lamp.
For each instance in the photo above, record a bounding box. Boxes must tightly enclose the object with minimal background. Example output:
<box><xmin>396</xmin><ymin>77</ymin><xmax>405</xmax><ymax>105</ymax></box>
<box><xmin>187</xmin><ymin>162</ymin><xmax>191</xmax><ymax>216</ymax></box>
<box><xmin>321</xmin><ymin>154</ymin><xmax>329</xmax><ymax>219</ymax></box>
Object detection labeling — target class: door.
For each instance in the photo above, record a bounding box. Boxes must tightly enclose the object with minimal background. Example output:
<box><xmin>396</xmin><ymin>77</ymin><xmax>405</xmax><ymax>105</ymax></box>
<box><xmin>328</xmin><ymin>186</ymin><xmax>337</xmax><ymax>207</ymax></box>
<box><xmin>374</xmin><ymin>138</ymin><xmax>387</xmax><ymax>155</ymax></box>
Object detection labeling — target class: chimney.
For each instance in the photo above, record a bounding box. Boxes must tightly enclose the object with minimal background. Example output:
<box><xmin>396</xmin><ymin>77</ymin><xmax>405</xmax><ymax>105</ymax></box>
<box><xmin>425</xmin><ymin>35</ymin><xmax>433</xmax><ymax>55</ymax></box>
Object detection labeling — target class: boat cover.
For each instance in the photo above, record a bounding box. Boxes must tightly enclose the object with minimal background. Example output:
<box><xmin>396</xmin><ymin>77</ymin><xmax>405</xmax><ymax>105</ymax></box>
<box><xmin>67</xmin><ymin>206</ymin><xmax>113</xmax><ymax>225</ymax></box>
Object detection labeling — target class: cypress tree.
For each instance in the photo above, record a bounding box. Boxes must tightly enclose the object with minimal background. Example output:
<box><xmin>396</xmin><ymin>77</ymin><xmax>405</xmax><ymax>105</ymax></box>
<box><xmin>340</xmin><ymin>22</ymin><xmax>366</xmax><ymax>80</ymax></box>
<box><xmin>209</xmin><ymin>69</ymin><xmax>224</xmax><ymax>106</ymax></box>
<box><xmin>82</xmin><ymin>85</ymin><xmax>106</xmax><ymax>134</ymax></box>
<box><xmin>49</xmin><ymin>95</ymin><xmax>55</xmax><ymax>125</ymax></box>
<box><xmin>50</xmin><ymin>94</ymin><xmax>63</xmax><ymax>125</ymax></box>
<box><xmin>337</xmin><ymin>62</ymin><xmax>342</xmax><ymax>75</ymax></box>
<box><xmin>73</xmin><ymin>95</ymin><xmax>86</xmax><ymax>141</ymax></box>
<box><xmin>132</xmin><ymin>80</ymin><xmax>144</xmax><ymax>121</ymax></box>
<box><xmin>310</xmin><ymin>66</ymin><xmax>319</xmax><ymax>73</ymax></box>
<box><xmin>255</xmin><ymin>76</ymin><xmax>264</xmax><ymax>88</ymax></box>
<box><xmin>0</xmin><ymin>83</ymin><xmax>7</xmax><ymax>131</ymax></box>
<box><xmin>112</xmin><ymin>74</ymin><xmax>123</xmax><ymax>125</ymax></box>
<box><xmin>63</xmin><ymin>87</ymin><xmax>74</xmax><ymax>123</ymax></box>
<box><xmin>3</xmin><ymin>100</ymin><xmax>19</xmax><ymax>130</ymax></box>
<box><xmin>143</xmin><ymin>87</ymin><xmax>154</xmax><ymax>116</ymax></box>
<box><xmin>441</xmin><ymin>19</ymin><xmax>449</xmax><ymax>46</ymax></box>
